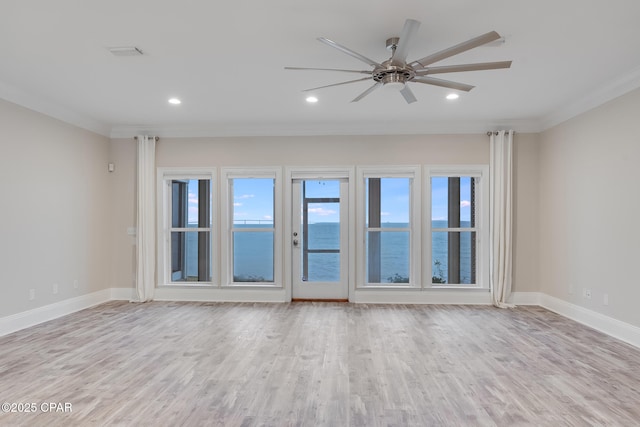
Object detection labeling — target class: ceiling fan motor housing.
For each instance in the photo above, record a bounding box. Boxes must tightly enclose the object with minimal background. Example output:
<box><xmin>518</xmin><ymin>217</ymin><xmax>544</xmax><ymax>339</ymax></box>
<box><xmin>373</xmin><ymin>62</ymin><xmax>415</xmax><ymax>85</ymax></box>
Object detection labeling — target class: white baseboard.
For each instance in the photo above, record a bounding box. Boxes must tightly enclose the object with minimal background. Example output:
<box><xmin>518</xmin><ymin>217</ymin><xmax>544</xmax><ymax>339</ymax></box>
<box><xmin>2</xmin><ymin>288</ymin><xmax>639</xmax><ymax>350</ymax></box>
<box><xmin>0</xmin><ymin>289</ymin><xmax>112</xmax><ymax>337</ymax></box>
<box><xmin>110</xmin><ymin>286</ymin><xmax>288</xmax><ymax>303</ymax></box>
<box><xmin>509</xmin><ymin>292</ymin><xmax>640</xmax><ymax>348</ymax></box>
<box><xmin>352</xmin><ymin>289</ymin><xmax>492</xmax><ymax>305</ymax></box>
<box><xmin>153</xmin><ymin>286</ymin><xmax>287</xmax><ymax>303</ymax></box>
<box><xmin>539</xmin><ymin>294</ymin><xmax>640</xmax><ymax>349</ymax></box>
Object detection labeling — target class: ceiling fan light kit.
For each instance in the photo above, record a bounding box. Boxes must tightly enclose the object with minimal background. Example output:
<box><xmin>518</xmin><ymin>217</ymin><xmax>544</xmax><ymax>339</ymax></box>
<box><xmin>381</xmin><ymin>74</ymin><xmax>407</xmax><ymax>92</ymax></box>
<box><xmin>285</xmin><ymin>19</ymin><xmax>512</xmax><ymax>104</ymax></box>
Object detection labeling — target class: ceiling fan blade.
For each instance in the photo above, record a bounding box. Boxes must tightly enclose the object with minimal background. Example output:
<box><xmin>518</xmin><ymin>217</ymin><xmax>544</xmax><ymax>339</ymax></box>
<box><xmin>409</xmin><ymin>31</ymin><xmax>502</xmax><ymax>68</ymax></box>
<box><xmin>390</xmin><ymin>19</ymin><xmax>420</xmax><ymax>66</ymax></box>
<box><xmin>399</xmin><ymin>85</ymin><xmax>417</xmax><ymax>104</ymax></box>
<box><xmin>411</xmin><ymin>76</ymin><xmax>475</xmax><ymax>92</ymax></box>
<box><xmin>302</xmin><ymin>77</ymin><xmax>372</xmax><ymax>92</ymax></box>
<box><xmin>414</xmin><ymin>61</ymin><xmax>512</xmax><ymax>75</ymax></box>
<box><xmin>351</xmin><ymin>82</ymin><xmax>383</xmax><ymax>102</ymax></box>
<box><xmin>285</xmin><ymin>66</ymin><xmax>372</xmax><ymax>75</ymax></box>
<box><xmin>318</xmin><ymin>37</ymin><xmax>382</xmax><ymax>68</ymax></box>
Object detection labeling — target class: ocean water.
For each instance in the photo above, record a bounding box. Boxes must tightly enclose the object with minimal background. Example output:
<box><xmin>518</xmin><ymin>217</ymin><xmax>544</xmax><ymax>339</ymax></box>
<box><xmin>185</xmin><ymin>221</ymin><xmax>473</xmax><ymax>284</ymax></box>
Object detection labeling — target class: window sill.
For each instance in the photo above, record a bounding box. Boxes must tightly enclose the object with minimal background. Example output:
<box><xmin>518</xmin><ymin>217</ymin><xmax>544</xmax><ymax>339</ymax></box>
<box><xmin>356</xmin><ymin>285</ymin><xmax>489</xmax><ymax>291</ymax></box>
<box><xmin>428</xmin><ymin>285</ymin><xmax>489</xmax><ymax>291</ymax></box>
<box><xmin>222</xmin><ymin>284</ymin><xmax>284</xmax><ymax>289</ymax></box>
<box><xmin>357</xmin><ymin>285</ymin><xmax>421</xmax><ymax>290</ymax></box>
<box><xmin>159</xmin><ymin>283</ymin><xmax>217</xmax><ymax>288</ymax></box>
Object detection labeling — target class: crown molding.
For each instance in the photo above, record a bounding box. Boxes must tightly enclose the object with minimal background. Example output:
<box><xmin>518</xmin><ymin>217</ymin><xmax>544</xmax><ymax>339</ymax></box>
<box><xmin>540</xmin><ymin>65</ymin><xmax>640</xmax><ymax>131</ymax></box>
<box><xmin>0</xmin><ymin>81</ymin><xmax>111</xmax><ymax>137</ymax></box>
<box><xmin>109</xmin><ymin>118</ymin><xmax>541</xmax><ymax>139</ymax></box>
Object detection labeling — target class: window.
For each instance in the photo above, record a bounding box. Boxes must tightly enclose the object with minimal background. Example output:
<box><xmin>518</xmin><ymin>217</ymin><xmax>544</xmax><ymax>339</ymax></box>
<box><xmin>223</xmin><ymin>168</ymin><xmax>282</xmax><ymax>286</ymax></box>
<box><xmin>358</xmin><ymin>167</ymin><xmax>420</xmax><ymax>287</ymax></box>
<box><xmin>427</xmin><ymin>166</ymin><xmax>489</xmax><ymax>288</ymax></box>
<box><xmin>158</xmin><ymin>169</ymin><xmax>215</xmax><ymax>286</ymax></box>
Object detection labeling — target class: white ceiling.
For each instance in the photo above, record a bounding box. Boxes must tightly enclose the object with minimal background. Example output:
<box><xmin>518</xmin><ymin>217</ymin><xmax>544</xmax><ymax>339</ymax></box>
<box><xmin>1</xmin><ymin>0</ymin><xmax>640</xmax><ymax>138</ymax></box>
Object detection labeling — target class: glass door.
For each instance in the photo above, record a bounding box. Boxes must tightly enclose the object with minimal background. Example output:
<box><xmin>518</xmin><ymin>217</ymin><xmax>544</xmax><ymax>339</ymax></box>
<box><xmin>291</xmin><ymin>179</ymin><xmax>348</xmax><ymax>300</ymax></box>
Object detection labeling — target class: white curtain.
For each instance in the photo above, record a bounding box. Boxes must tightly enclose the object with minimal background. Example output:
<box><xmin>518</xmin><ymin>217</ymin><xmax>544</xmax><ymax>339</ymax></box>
<box><xmin>490</xmin><ymin>130</ymin><xmax>515</xmax><ymax>308</ymax></box>
<box><xmin>133</xmin><ymin>135</ymin><xmax>156</xmax><ymax>302</ymax></box>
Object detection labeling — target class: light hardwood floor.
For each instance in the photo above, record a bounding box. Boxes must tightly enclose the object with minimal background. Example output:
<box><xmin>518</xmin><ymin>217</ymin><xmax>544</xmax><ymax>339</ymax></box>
<box><xmin>1</xmin><ymin>301</ymin><xmax>639</xmax><ymax>426</ymax></box>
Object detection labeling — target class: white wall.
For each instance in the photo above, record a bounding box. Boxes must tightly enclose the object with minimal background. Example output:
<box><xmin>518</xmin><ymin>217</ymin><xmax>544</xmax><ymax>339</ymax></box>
<box><xmin>539</xmin><ymin>87</ymin><xmax>640</xmax><ymax>327</ymax></box>
<box><xmin>0</xmin><ymin>99</ymin><xmax>111</xmax><ymax>317</ymax></box>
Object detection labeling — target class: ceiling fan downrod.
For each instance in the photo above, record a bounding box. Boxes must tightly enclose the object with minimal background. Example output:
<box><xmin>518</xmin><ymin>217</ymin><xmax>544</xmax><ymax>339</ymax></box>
<box><xmin>386</xmin><ymin>37</ymin><xmax>400</xmax><ymax>52</ymax></box>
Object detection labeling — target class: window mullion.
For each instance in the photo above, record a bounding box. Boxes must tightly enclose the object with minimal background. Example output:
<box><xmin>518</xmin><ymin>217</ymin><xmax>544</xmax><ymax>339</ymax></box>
<box><xmin>368</xmin><ymin>177</ymin><xmax>381</xmax><ymax>283</ymax></box>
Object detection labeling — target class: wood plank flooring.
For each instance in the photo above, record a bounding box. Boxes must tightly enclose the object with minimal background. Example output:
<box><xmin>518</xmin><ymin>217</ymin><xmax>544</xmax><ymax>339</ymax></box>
<box><xmin>1</xmin><ymin>301</ymin><xmax>639</xmax><ymax>426</ymax></box>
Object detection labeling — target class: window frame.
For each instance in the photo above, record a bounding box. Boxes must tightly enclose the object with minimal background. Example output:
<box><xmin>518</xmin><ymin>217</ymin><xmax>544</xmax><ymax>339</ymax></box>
<box><xmin>157</xmin><ymin>167</ymin><xmax>217</xmax><ymax>287</ymax></box>
<box><xmin>221</xmin><ymin>167</ymin><xmax>282</xmax><ymax>288</ymax></box>
<box><xmin>356</xmin><ymin>166</ymin><xmax>421</xmax><ymax>289</ymax></box>
<box><xmin>424</xmin><ymin>165</ymin><xmax>489</xmax><ymax>290</ymax></box>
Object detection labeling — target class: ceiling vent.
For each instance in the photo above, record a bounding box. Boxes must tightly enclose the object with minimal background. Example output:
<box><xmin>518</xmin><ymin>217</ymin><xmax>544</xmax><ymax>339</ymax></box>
<box><xmin>108</xmin><ymin>47</ymin><xmax>144</xmax><ymax>56</ymax></box>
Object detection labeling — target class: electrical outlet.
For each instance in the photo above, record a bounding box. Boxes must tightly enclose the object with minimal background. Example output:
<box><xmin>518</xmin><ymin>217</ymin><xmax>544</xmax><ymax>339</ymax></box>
<box><xmin>29</xmin><ymin>289</ymin><xmax>36</xmax><ymax>300</ymax></box>
<box><xmin>73</xmin><ymin>279</ymin><xmax>79</xmax><ymax>289</ymax></box>
<box><xmin>584</xmin><ymin>289</ymin><xmax>592</xmax><ymax>299</ymax></box>
<box><xmin>53</xmin><ymin>283</ymin><xmax>58</xmax><ymax>294</ymax></box>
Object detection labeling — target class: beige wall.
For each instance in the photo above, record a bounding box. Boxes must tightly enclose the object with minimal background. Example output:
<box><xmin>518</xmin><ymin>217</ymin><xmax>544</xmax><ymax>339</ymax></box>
<box><xmin>539</xmin><ymin>87</ymin><xmax>640</xmax><ymax>327</ymax></box>
<box><xmin>154</xmin><ymin>134</ymin><xmax>490</xmax><ymax>167</ymax></box>
<box><xmin>110</xmin><ymin>134</ymin><xmax>492</xmax><ymax>291</ymax></box>
<box><xmin>512</xmin><ymin>133</ymin><xmax>540</xmax><ymax>293</ymax></box>
<box><xmin>3</xmin><ymin>83</ymin><xmax>638</xmax><ymax>327</ymax></box>
<box><xmin>0</xmin><ymin>99</ymin><xmax>111</xmax><ymax>317</ymax></box>
<box><xmin>109</xmin><ymin>133</ymin><xmax>540</xmax><ymax>293</ymax></box>
<box><xmin>108</xmin><ymin>139</ymin><xmax>137</xmax><ymax>292</ymax></box>
<box><xmin>0</xmin><ymin>97</ymin><xmax>542</xmax><ymax>315</ymax></box>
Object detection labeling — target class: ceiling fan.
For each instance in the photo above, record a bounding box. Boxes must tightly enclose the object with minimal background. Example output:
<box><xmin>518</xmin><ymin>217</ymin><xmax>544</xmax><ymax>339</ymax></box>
<box><xmin>285</xmin><ymin>19</ymin><xmax>512</xmax><ymax>104</ymax></box>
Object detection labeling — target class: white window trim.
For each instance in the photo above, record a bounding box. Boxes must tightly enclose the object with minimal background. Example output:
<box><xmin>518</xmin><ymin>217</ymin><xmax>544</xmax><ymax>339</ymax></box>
<box><xmin>221</xmin><ymin>167</ymin><xmax>283</xmax><ymax>288</ymax></box>
<box><xmin>424</xmin><ymin>164</ymin><xmax>490</xmax><ymax>290</ymax></box>
<box><xmin>157</xmin><ymin>167</ymin><xmax>217</xmax><ymax>288</ymax></box>
<box><xmin>356</xmin><ymin>165</ymin><xmax>421</xmax><ymax>289</ymax></box>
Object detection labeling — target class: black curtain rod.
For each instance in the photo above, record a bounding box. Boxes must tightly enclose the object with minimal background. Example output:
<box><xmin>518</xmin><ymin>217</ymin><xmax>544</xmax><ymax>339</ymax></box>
<box><xmin>133</xmin><ymin>136</ymin><xmax>160</xmax><ymax>141</ymax></box>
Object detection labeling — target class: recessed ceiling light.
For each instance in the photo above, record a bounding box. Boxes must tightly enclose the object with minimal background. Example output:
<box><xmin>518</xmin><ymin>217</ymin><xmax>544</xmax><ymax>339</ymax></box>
<box><xmin>306</xmin><ymin>96</ymin><xmax>318</xmax><ymax>103</ymax></box>
<box><xmin>446</xmin><ymin>93</ymin><xmax>459</xmax><ymax>100</ymax></box>
<box><xmin>168</xmin><ymin>98</ymin><xmax>181</xmax><ymax>105</ymax></box>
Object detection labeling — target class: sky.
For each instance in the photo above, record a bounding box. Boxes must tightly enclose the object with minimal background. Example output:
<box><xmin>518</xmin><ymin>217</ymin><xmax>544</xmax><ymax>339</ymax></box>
<box><xmin>232</xmin><ymin>178</ymin><xmax>275</xmax><ymax>224</ymax></box>
<box><xmin>431</xmin><ymin>176</ymin><xmax>472</xmax><ymax>222</ymax></box>
<box><xmin>186</xmin><ymin>177</ymin><xmax>472</xmax><ymax>225</ymax></box>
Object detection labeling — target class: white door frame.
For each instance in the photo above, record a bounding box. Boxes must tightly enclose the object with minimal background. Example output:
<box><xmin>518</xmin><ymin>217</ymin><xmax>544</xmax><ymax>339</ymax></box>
<box><xmin>284</xmin><ymin>167</ymin><xmax>356</xmax><ymax>301</ymax></box>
